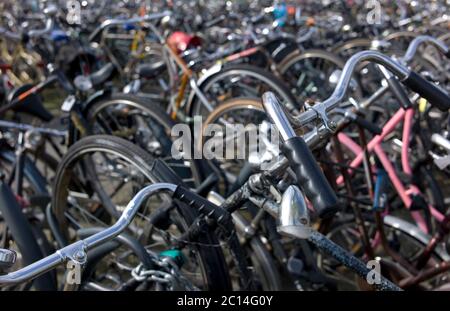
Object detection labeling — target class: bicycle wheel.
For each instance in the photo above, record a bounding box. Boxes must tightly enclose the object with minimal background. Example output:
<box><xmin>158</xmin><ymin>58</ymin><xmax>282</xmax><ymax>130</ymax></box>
<box><xmin>0</xmin><ymin>177</ymin><xmax>56</xmax><ymax>291</ymax></box>
<box><xmin>51</xmin><ymin>135</ymin><xmax>230</xmax><ymax>290</ymax></box>
<box><xmin>189</xmin><ymin>64</ymin><xmax>299</xmax><ymax>118</ymax></box>
<box><xmin>317</xmin><ymin>213</ymin><xmax>450</xmax><ymax>290</ymax></box>
<box><xmin>85</xmin><ymin>93</ymin><xmax>200</xmax><ymax>189</ymax></box>
<box><xmin>232</xmin><ymin>212</ymin><xmax>283</xmax><ymax>291</ymax></box>
<box><xmin>198</xmin><ymin>97</ymin><xmax>270</xmax><ymax>188</ymax></box>
<box><xmin>278</xmin><ymin>49</ymin><xmax>362</xmax><ymax>103</ymax></box>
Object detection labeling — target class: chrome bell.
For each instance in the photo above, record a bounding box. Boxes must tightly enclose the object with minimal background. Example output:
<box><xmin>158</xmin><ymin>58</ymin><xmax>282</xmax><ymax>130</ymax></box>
<box><xmin>277</xmin><ymin>185</ymin><xmax>311</xmax><ymax>239</ymax></box>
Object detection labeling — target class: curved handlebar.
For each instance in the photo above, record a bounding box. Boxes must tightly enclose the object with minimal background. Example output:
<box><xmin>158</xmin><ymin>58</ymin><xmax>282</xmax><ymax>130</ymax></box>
<box><xmin>88</xmin><ymin>11</ymin><xmax>171</xmax><ymax>42</ymax></box>
<box><xmin>262</xmin><ymin>92</ymin><xmax>340</xmax><ymax>219</ymax></box>
<box><xmin>295</xmin><ymin>35</ymin><xmax>450</xmax><ymax>127</ymax></box>
<box><xmin>402</xmin><ymin>35</ymin><xmax>450</xmax><ymax>63</ymax></box>
<box><xmin>295</xmin><ymin>50</ymin><xmax>411</xmax><ymax>126</ymax></box>
<box><xmin>0</xmin><ymin>183</ymin><xmax>176</xmax><ymax>286</ymax></box>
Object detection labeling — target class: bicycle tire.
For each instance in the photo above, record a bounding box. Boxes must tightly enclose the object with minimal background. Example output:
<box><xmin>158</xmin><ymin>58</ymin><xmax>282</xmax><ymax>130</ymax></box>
<box><xmin>188</xmin><ymin>63</ymin><xmax>298</xmax><ymax>117</ymax></box>
<box><xmin>51</xmin><ymin>135</ymin><xmax>231</xmax><ymax>290</ymax></box>
<box><xmin>278</xmin><ymin>48</ymin><xmax>363</xmax><ymax>101</ymax></box>
<box><xmin>85</xmin><ymin>93</ymin><xmax>201</xmax><ymax>189</ymax></box>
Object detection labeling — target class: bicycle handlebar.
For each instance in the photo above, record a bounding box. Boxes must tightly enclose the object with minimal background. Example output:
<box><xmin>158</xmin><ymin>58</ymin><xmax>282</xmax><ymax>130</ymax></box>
<box><xmin>294</xmin><ymin>39</ymin><xmax>450</xmax><ymax>128</ymax></box>
<box><xmin>88</xmin><ymin>11</ymin><xmax>171</xmax><ymax>42</ymax></box>
<box><xmin>0</xmin><ymin>179</ymin><xmax>237</xmax><ymax>286</ymax></box>
<box><xmin>402</xmin><ymin>71</ymin><xmax>450</xmax><ymax>111</ymax></box>
<box><xmin>402</xmin><ymin>35</ymin><xmax>450</xmax><ymax>63</ymax></box>
<box><xmin>259</xmin><ymin>36</ymin><xmax>450</xmax><ymax>217</ymax></box>
<box><xmin>0</xmin><ymin>183</ymin><xmax>176</xmax><ymax>286</ymax></box>
<box><xmin>0</xmin><ymin>17</ymin><xmax>54</xmax><ymax>42</ymax></box>
<box><xmin>294</xmin><ymin>50</ymin><xmax>411</xmax><ymax>127</ymax></box>
<box><xmin>262</xmin><ymin>92</ymin><xmax>340</xmax><ymax>219</ymax></box>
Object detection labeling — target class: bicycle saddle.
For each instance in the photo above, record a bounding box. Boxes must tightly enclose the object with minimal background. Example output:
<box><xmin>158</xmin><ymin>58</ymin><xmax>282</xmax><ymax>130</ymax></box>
<box><xmin>89</xmin><ymin>62</ymin><xmax>115</xmax><ymax>86</ymax></box>
<box><xmin>6</xmin><ymin>84</ymin><xmax>54</xmax><ymax>122</ymax></box>
<box><xmin>167</xmin><ymin>31</ymin><xmax>202</xmax><ymax>54</ymax></box>
<box><xmin>74</xmin><ymin>63</ymin><xmax>115</xmax><ymax>91</ymax></box>
<box><xmin>135</xmin><ymin>62</ymin><xmax>166</xmax><ymax>80</ymax></box>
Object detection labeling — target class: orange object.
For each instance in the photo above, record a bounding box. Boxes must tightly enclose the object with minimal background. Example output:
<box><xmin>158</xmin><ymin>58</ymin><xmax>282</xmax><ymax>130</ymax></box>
<box><xmin>225</xmin><ymin>47</ymin><xmax>259</xmax><ymax>62</ymax></box>
<box><xmin>167</xmin><ymin>31</ymin><xmax>202</xmax><ymax>54</ymax></box>
<box><xmin>171</xmin><ymin>73</ymin><xmax>189</xmax><ymax>120</ymax></box>
<box><xmin>17</xmin><ymin>85</ymin><xmax>38</xmax><ymax>101</ymax></box>
<box><xmin>306</xmin><ymin>17</ymin><xmax>315</xmax><ymax>26</ymax></box>
<box><xmin>139</xmin><ymin>5</ymin><xmax>146</xmax><ymax>17</ymax></box>
<box><xmin>287</xmin><ymin>6</ymin><xmax>296</xmax><ymax>15</ymax></box>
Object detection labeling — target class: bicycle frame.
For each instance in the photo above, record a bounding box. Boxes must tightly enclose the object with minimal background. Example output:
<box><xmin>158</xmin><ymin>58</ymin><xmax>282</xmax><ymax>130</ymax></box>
<box><xmin>336</xmin><ymin>106</ymin><xmax>445</xmax><ymax>232</ymax></box>
<box><xmin>334</xmin><ymin>105</ymin><xmax>450</xmax><ymax>288</ymax></box>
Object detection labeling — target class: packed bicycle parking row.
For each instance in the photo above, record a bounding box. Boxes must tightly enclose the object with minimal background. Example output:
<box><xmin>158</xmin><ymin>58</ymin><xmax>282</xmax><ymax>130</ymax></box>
<box><xmin>0</xmin><ymin>0</ymin><xmax>449</xmax><ymax>291</ymax></box>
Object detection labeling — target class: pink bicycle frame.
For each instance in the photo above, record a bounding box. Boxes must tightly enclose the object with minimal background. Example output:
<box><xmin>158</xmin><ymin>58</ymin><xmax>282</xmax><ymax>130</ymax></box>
<box><xmin>336</xmin><ymin>107</ymin><xmax>445</xmax><ymax>233</ymax></box>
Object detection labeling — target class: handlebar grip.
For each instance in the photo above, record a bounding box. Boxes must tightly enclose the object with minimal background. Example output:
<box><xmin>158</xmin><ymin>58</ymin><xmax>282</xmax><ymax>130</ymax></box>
<box><xmin>173</xmin><ymin>186</ymin><xmax>231</xmax><ymax>226</ymax></box>
<box><xmin>281</xmin><ymin>136</ymin><xmax>340</xmax><ymax>219</ymax></box>
<box><xmin>354</xmin><ymin>115</ymin><xmax>383</xmax><ymax>135</ymax></box>
<box><xmin>446</xmin><ymin>50</ymin><xmax>450</xmax><ymax>59</ymax></box>
<box><xmin>402</xmin><ymin>71</ymin><xmax>450</xmax><ymax>111</ymax></box>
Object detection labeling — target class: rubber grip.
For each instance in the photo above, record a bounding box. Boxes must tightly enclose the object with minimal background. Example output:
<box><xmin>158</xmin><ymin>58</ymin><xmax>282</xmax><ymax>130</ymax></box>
<box><xmin>281</xmin><ymin>136</ymin><xmax>340</xmax><ymax>218</ymax></box>
<box><xmin>354</xmin><ymin>115</ymin><xmax>382</xmax><ymax>135</ymax></box>
<box><xmin>402</xmin><ymin>71</ymin><xmax>450</xmax><ymax>111</ymax></box>
<box><xmin>173</xmin><ymin>186</ymin><xmax>231</xmax><ymax>226</ymax></box>
<box><xmin>386</xmin><ymin>76</ymin><xmax>412</xmax><ymax>109</ymax></box>
<box><xmin>446</xmin><ymin>50</ymin><xmax>450</xmax><ymax>59</ymax></box>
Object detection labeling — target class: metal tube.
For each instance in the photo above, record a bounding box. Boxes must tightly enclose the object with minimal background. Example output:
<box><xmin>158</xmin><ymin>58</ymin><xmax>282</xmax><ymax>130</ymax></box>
<box><xmin>295</xmin><ymin>51</ymin><xmax>410</xmax><ymax>127</ymax></box>
<box><xmin>0</xmin><ymin>183</ymin><xmax>177</xmax><ymax>286</ymax></box>
<box><xmin>0</xmin><ymin>252</ymin><xmax>63</xmax><ymax>285</ymax></box>
<box><xmin>89</xmin><ymin>11</ymin><xmax>171</xmax><ymax>42</ymax></box>
<box><xmin>28</xmin><ymin>18</ymin><xmax>54</xmax><ymax>38</ymax></box>
<box><xmin>261</xmin><ymin>92</ymin><xmax>296</xmax><ymax>141</ymax></box>
<box><xmin>84</xmin><ymin>183</ymin><xmax>177</xmax><ymax>249</ymax></box>
<box><xmin>0</xmin><ymin>120</ymin><xmax>67</xmax><ymax>137</ymax></box>
<box><xmin>402</xmin><ymin>35</ymin><xmax>449</xmax><ymax>64</ymax></box>
<box><xmin>431</xmin><ymin>133</ymin><xmax>450</xmax><ymax>152</ymax></box>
